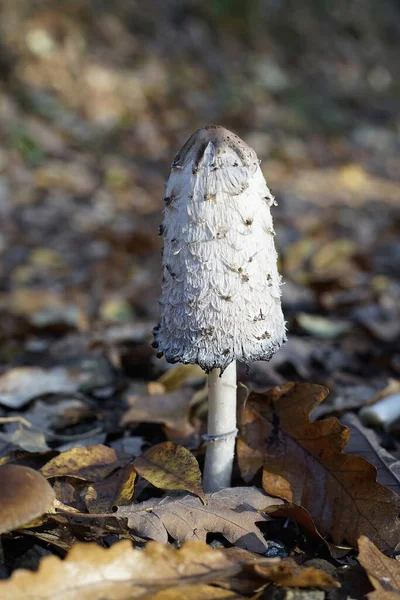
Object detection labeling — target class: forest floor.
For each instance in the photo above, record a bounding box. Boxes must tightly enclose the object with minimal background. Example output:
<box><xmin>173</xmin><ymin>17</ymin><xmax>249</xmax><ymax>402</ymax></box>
<box><xmin>0</xmin><ymin>2</ymin><xmax>399</xmax><ymax>598</ymax></box>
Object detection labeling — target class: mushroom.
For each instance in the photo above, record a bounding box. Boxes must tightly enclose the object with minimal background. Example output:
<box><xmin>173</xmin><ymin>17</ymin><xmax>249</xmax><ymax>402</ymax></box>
<box><xmin>0</xmin><ymin>464</ymin><xmax>55</xmax><ymax>575</ymax></box>
<box><xmin>153</xmin><ymin>125</ymin><xmax>286</xmax><ymax>492</ymax></box>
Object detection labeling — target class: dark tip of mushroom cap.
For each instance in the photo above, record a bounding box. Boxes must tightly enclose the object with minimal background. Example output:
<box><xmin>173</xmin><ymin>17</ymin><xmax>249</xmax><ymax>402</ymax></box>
<box><xmin>172</xmin><ymin>124</ymin><xmax>256</xmax><ymax>171</ymax></box>
<box><xmin>0</xmin><ymin>464</ymin><xmax>55</xmax><ymax>534</ymax></box>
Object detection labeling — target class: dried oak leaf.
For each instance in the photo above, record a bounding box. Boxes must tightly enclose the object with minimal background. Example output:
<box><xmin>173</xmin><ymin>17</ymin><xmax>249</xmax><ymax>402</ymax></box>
<box><xmin>358</xmin><ymin>536</ymin><xmax>400</xmax><ymax>600</ymax></box>
<box><xmin>237</xmin><ymin>382</ymin><xmax>400</xmax><ymax>550</ymax></box>
<box><xmin>134</xmin><ymin>441</ymin><xmax>206</xmax><ymax>503</ymax></box>
<box><xmin>0</xmin><ymin>539</ymin><xmax>255</xmax><ymax>600</ymax></box>
<box><xmin>116</xmin><ymin>487</ymin><xmax>282</xmax><ymax>553</ymax></box>
<box><xmin>41</xmin><ymin>444</ymin><xmax>124</xmax><ymax>482</ymax></box>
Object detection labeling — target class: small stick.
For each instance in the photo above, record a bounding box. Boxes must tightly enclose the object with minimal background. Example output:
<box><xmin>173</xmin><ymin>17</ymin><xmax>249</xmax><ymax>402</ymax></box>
<box><xmin>0</xmin><ymin>417</ymin><xmax>32</xmax><ymax>428</ymax></box>
<box><xmin>203</xmin><ymin>361</ymin><xmax>237</xmax><ymax>492</ymax></box>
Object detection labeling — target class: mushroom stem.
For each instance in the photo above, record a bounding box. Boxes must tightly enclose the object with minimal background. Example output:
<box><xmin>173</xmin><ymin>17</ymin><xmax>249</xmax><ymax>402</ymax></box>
<box><xmin>203</xmin><ymin>361</ymin><xmax>237</xmax><ymax>492</ymax></box>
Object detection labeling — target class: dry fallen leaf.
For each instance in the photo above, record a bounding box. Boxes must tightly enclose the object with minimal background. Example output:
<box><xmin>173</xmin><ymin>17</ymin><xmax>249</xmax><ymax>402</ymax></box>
<box><xmin>0</xmin><ymin>367</ymin><xmax>79</xmax><ymax>409</ymax></box>
<box><xmin>149</xmin><ymin>586</ymin><xmax>243</xmax><ymax>599</ymax></box>
<box><xmin>0</xmin><ymin>539</ymin><xmax>260</xmax><ymax>600</ymax></box>
<box><xmin>237</xmin><ymin>382</ymin><xmax>400</xmax><ymax>550</ymax></box>
<box><xmin>368</xmin><ymin>379</ymin><xmax>400</xmax><ymax>406</ymax></box>
<box><xmin>8</xmin><ymin>288</ymin><xmax>87</xmax><ymax>332</ymax></box>
<box><xmin>121</xmin><ymin>388</ymin><xmax>199</xmax><ymax>446</ymax></box>
<box><xmin>0</xmin><ymin>424</ymin><xmax>50</xmax><ymax>454</ymax></box>
<box><xmin>134</xmin><ymin>441</ymin><xmax>206</xmax><ymax>503</ymax></box>
<box><xmin>341</xmin><ymin>413</ymin><xmax>400</xmax><ymax>495</ymax></box>
<box><xmin>263</xmin><ymin>503</ymin><xmax>329</xmax><ymax>547</ymax></box>
<box><xmin>41</xmin><ymin>444</ymin><xmax>123</xmax><ymax>482</ymax></box>
<box><xmin>157</xmin><ymin>364</ymin><xmax>205</xmax><ymax>391</ymax></box>
<box><xmin>116</xmin><ymin>487</ymin><xmax>282</xmax><ymax>553</ymax></box>
<box><xmin>358</xmin><ymin>536</ymin><xmax>400</xmax><ymax>599</ymax></box>
<box><xmin>254</xmin><ymin>557</ymin><xmax>339</xmax><ymax>589</ymax></box>
<box><xmin>84</xmin><ymin>462</ymin><xmax>137</xmax><ymax>513</ymax></box>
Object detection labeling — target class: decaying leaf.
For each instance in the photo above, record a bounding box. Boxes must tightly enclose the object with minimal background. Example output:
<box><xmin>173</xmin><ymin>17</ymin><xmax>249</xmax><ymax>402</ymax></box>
<box><xmin>121</xmin><ymin>388</ymin><xmax>199</xmax><ymax>446</ymax></box>
<box><xmin>221</xmin><ymin>547</ymin><xmax>339</xmax><ymax>593</ymax></box>
<box><xmin>368</xmin><ymin>379</ymin><xmax>400</xmax><ymax>407</ymax></box>
<box><xmin>134</xmin><ymin>441</ymin><xmax>206</xmax><ymax>503</ymax></box>
<box><xmin>263</xmin><ymin>503</ymin><xmax>328</xmax><ymax>547</ymax></box>
<box><xmin>84</xmin><ymin>462</ymin><xmax>137</xmax><ymax>513</ymax></box>
<box><xmin>116</xmin><ymin>487</ymin><xmax>282</xmax><ymax>553</ymax></box>
<box><xmin>157</xmin><ymin>364</ymin><xmax>205</xmax><ymax>391</ymax></box>
<box><xmin>41</xmin><ymin>444</ymin><xmax>123</xmax><ymax>482</ymax></box>
<box><xmin>0</xmin><ymin>424</ymin><xmax>50</xmax><ymax>454</ymax></box>
<box><xmin>296</xmin><ymin>312</ymin><xmax>350</xmax><ymax>339</ymax></box>
<box><xmin>358</xmin><ymin>536</ymin><xmax>400</xmax><ymax>599</ymax></box>
<box><xmin>21</xmin><ymin>525</ymin><xmax>80</xmax><ymax>553</ymax></box>
<box><xmin>0</xmin><ymin>539</ymin><xmax>262</xmax><ymax>600</ymax></box>
<box><xmin>149</xmin><ymin>586</ymin><xmax>243</xmax><ymax>599</ymax></box>
<box><xmin>237</xmin><ymin>382</ymin><xmax>400</xmax><ymax>550</ymax></box>
<box><xmin>341</xmin><ymin>413</ymin><xmax>400</xmax><ymax>495</ymax></box>
<box><xmin>253</xmin><ymin>557</ymin><xmax>339</xmax><ymax>589</ymax></box>
<box><xmin>0</xmin><ymin>367</ymin><xmax>79</xmax><ymax>409</ymax></box>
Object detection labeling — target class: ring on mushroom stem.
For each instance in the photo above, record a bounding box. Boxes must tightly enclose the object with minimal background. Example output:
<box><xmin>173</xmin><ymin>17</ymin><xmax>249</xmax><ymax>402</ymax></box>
<box><xmin>153</xmin><ymin>125</ymin><xmax>286</xmax><ymax>492</ymax></box>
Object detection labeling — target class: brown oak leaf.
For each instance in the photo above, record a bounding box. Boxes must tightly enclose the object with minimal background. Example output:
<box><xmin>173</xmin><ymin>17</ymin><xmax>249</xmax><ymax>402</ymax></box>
<box><xmin>237</xmin><ymin>382</ymin><xmax>400</xmax><ymax>550</ymax></box>
<box><xmin>358</xmin><ymin>536</ymin><xmax>400</xmax><ymax>599</ymax></box>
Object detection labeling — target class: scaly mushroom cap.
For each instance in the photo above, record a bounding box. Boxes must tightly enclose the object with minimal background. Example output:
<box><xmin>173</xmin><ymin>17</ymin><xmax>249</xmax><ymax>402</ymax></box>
<box><xmin>153</xmin><ymin>125</ymin><xmax>286</xmax><ymax>372</ymax></box>
<box><xmin>0</xmin><ymin>464</ymin><xmax>55</xmax><ymax>533</ymax></box>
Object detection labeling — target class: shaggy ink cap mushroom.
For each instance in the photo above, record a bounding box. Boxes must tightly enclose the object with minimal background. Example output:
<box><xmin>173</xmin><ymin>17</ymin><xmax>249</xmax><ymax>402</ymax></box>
<box><xmin>154</xmin><ymin>125</ymin><xmax>286</xmax><ymax>373</ymax></box>
<box><xmin>0</xmin><ymin>464</ymin><xmax>55</xmax><ymax>534</ymax></box>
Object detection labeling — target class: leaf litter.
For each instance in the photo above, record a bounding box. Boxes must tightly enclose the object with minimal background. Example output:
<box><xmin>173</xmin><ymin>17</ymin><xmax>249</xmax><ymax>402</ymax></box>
<box><xmin>237</xmin><ymin>382</ymin><xmax>400</xmax><ymax>551</ymax></box>
<box><xmin>0</xmin><ymin>1</ymin><xmax>399</xmax><ymax>597</ymax></box>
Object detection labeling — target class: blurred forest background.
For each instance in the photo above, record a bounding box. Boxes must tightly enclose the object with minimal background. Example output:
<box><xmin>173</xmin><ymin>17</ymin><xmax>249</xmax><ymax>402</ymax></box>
<box><xmin>0</xmin><ymin>0</ymin><xmax>399</xmax><ymax>406</ymax></box>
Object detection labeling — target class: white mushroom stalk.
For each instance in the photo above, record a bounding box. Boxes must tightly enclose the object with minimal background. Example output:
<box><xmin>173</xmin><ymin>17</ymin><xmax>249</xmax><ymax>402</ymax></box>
<box><xmin>153</xmin><ymin>125</ymin><xmax>286</xmax><ymax>492</ymax></box>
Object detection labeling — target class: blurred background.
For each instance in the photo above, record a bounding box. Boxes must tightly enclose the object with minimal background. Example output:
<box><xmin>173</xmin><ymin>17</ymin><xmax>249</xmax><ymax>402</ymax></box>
<box><xmin>0</xmin><ymin>0</ymin><xmax>399</xmax><ymax>399</ymax></box>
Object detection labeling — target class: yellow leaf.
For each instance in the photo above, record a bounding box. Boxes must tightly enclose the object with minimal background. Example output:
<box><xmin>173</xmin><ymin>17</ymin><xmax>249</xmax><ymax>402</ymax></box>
<box><xmin>41</xmin><ymin>445</ymin><xmax>122</xmax><ymax>482</ymax></box>
<box><xmin>157</xmin><ymin>364</ymin><xmax>205</xmax><ymax>391</ymax></box>
<box><xmin>134</xmin><ymin>441</ymin><xmax>206</xmax><ymax>503</ymax></box>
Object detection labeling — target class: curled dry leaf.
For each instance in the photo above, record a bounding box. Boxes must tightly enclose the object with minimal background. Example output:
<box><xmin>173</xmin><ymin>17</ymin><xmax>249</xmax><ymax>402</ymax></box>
<box><xmin>358</xmin><ymin>536</ymin><xmax>400</xmax><ymax>600</ymax></box>
<box><xmin>0</xmin><ymin>539</ymin><xmax>260</xmax><ymax>600</ymax></box>
<box><xmin>41</xmin><ymin>444</ymin><xmax>123</xmax><ymax>482</ymax></box>
<box><xmin>237</xmin><ymin>382</ymin><xmax>400</xmax><ymax>550</ymax></box>
<box><xmin>134</xmin><ymin>441</ymin><xmax>206</xmax><ymax>503</ymax></box>
<box><xmin>116</xmin><ymin>487</ymin><xmax>282</xmax><ymax>553</ymax></box>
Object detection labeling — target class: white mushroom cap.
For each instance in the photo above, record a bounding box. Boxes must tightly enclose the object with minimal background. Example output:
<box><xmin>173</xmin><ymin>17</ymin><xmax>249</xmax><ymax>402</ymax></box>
<box><xmin>153</xmin><ymin>125</ymin><xmax>286</xmax><ymax>372</ymax></box>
